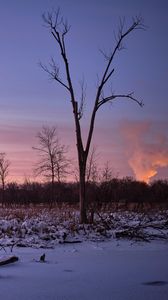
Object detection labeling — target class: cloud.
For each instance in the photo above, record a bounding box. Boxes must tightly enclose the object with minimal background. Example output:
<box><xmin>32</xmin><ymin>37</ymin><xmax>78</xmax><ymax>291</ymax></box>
<box><xmin>120</xmin><ymin>119</ymin><xmax>168</xmax><ymax>183</ymax></box>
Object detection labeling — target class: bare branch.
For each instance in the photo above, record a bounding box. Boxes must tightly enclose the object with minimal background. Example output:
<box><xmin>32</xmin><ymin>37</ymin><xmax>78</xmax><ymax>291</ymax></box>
<box><xmin>85</xmin><ymin>16</ymin><xmax>145</xmax><ymax>157</ymax></box>
<box><xmin>103</xmin><ymin>68</ymin><xmax>114</xmax><ymax>86</ymax></box>
<box><xmin>42</xmin><ymin>8</ymin><xmax>70</xmax><ymax>44</ymax></box>
<box><xmin>42</xmin><ymin>8</ymin><xmax>85</xmax><ymax>155</ymax></box>
<box><xmin>32</xmin><ymin>146</ymin><xmax>48</xmax><ymax>155</ymax></box>
<box><xmin>78</xmin><ymin>78</ymin><xmax>86</xmax><ymax>120</ymax></box>
<box><xmin>62</xmin><ymin>19</ymin><xmax>71</xmax><ymax>35</ymax></box>
<box><xmin>99</xmin><ymin>49</ymin><xmax>111</xmax><ymax>61</ymax></box>
<box><xmin>39</xmin><ymin>60</ymin><xmax>70</xmax><ymax>91</ymax></box>
<box><xmin>97</xmin><ymin>92</ymin><xmax>143</xmax><ymax>110</ymax></box>
<box><xmin>116</xmin><ymin>16</ymin><xmax>126</xmax><ymax>50</ymax></box>
<box><xmin>42</xmin><ymin>8</ymin><xmax>61</xmax><ymax>31</ymax></box>
<box><xmin>98</xmin><ymin>16</ymin><xmax>145</xmax><ymax>92</ymax></box>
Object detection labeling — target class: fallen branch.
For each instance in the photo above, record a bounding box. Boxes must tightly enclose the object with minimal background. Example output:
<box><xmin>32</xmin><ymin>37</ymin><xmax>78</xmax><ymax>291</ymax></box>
<box><xmin>0</xmin><ymin>255</ymin><xmax>19</xmax><ymax>266</ymax></box>
<box><xmin>115</xmin><ymin>228</ymin><xmax>150</xmax><ymax>242</ymax></box>
<box><xmin>59</xmin><ymin>240</ymin><xmax>82</xmax><ymax>244</ymax></box>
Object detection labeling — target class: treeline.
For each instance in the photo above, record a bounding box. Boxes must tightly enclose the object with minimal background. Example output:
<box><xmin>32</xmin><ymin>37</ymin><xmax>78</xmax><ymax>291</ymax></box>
<box><xmin>0</xmin><ymin>177</ymin><xmax>168</xmax><ymax>207</ymax></box>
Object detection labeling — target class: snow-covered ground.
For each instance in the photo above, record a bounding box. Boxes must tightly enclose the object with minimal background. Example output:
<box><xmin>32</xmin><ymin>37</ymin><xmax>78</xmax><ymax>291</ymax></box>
<box><xmin>0</xmin><ymin>207</ymin><xmax>168</xmax><ymax>248</ymax></box>
<box><xmin>0</xmin><ymin>240</ymin><xmax>168</xmax><ymax>300</ymax></box>
<box><xmin>0</xmin><ymin>207</ymin><xmax>168</xmax><ymax>299</ymax></box>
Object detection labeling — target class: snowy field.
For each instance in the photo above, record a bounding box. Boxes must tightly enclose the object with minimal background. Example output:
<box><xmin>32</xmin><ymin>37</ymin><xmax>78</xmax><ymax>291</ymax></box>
<box><xmin>0</xmin><ymin>241</ymin><xmax>168</xmax><ymax>300</ymax></box>
<box><xmin>0</xmin><ymin>207</ymin><xmax>168</xmax><ymax>299</ymax></box>
<box><xmin>0</xmin><ymin>206</ymin><xmax>168</xmax><ymax>248</ymax></box>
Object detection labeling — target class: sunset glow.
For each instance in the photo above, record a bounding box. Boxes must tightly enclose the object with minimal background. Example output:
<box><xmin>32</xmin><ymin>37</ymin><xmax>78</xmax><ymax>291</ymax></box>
<box><xmin>0</xmin><ymin>1</ymin><xmax>167</xmax><ymax>184</ymax></box>
<box><xmin>121</xmin><ymin>120</ymin><xmax>168</xmax><ymax>183</ymax></box>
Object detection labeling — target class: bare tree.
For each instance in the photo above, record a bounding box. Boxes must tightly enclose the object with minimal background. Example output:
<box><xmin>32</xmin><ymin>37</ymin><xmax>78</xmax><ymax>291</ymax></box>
<box><xmin>100</xmin><ymin>161</ymin><xmax>115</xmax><ymax>183</ymax></box>
<box><xmin>33</xmin><ymin>126</ymin><xmax>70</xmax><ymax>201</ymax></box>
<box><xmin>41</xmin><ymin>9</ymin><xmax>145</xmax><ymax>223</ymax></box>
<box><xmin>0</xmin><ymin>152</ymin><xmax>10</xmax><ymax>203</ymax></box>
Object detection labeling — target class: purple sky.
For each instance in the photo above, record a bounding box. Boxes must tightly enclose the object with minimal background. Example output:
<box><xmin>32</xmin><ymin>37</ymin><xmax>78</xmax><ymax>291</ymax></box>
<box><xmin>0</xmin><ymin>0</ymin><xmax>168</xmax><ymax>183</ymax></box>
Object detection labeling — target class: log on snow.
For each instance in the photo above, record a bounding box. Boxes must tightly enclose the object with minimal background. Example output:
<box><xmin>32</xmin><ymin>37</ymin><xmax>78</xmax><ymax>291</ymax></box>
<box><xmin>59</xmin><ymin>240</ymin><xmax>82</xmax><ymax>244</ymax></box>
<box><xmin>0</xmin><ymin>256</ymin><xmax>19</xmax><ymax>266</ymax></box>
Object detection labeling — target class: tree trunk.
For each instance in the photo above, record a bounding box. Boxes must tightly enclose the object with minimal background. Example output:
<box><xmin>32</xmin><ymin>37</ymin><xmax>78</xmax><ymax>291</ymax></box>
<box><xmin>79</xmin><ymin>166</ymin><xmax>87</xmax><ymax>223</ymax></box>
<box><xmin>50</xmin><ymin>172</ymin><xmax>55</xmax><ymax>206</ymax></box>
<box><xmin>2</xmin><ymin>178</ymin><xmax>5</xmax><ymax>206</ymax></box>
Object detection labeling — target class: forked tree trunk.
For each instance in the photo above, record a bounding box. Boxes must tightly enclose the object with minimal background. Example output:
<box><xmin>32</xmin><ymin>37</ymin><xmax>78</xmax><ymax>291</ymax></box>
<box><xmin>42</xmin><ymin>11</ymin><xmax>144</xmax><ymax>223</ymax></box>
<box><xmin>76</xmin><ymin>133</ymin><xmax>88</xmax><ymax>223</ymax></box>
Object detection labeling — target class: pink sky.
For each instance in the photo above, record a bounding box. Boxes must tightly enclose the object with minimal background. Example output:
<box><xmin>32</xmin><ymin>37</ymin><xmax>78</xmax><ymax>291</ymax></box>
<box><xmin>1</xmin><ymin>118</ymin><xmax>168</xmax><ymax>183</ymax></box>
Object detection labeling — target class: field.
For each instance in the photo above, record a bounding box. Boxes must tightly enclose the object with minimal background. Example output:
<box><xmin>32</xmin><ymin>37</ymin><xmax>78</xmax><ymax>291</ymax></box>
<box><xmin>0</xmin><ymin>206</ymin><xmax>168</xmax><ymax>299</ymax></box>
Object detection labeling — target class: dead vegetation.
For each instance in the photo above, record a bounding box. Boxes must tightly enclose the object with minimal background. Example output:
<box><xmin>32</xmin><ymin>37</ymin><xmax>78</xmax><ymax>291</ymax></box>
<box><xmin>0</xmin><ymin>205</ymin><xmax>167</xmax><ymax>249</ymax></box>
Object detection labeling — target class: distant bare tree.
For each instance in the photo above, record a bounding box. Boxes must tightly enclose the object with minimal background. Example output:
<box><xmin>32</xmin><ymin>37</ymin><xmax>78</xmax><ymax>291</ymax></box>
<box><xmin>33</xmin><ymin>126</ymin><xmax>70</xmax><ymax>201</ymax></box>
<box><xmin>41</xmin><ymin>9</ymin><xmax>145</xmax><ymax>222</ymax></box>
<box><xmin>0</xmin><ymin>152</ymin><xmax>10</xmax><ymax>203</ymax></box>
<box><xmin>101</xmin><ymin>161</ymin><xmax>114</xmax><ymax>183</ymax></box>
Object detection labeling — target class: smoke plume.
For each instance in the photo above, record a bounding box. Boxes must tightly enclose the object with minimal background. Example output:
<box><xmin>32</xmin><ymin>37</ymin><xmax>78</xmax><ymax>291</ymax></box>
<box><xmin>120</xmin><ymin>120</ymin><xmax>168</xmax><ymax>183</ymax></box>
